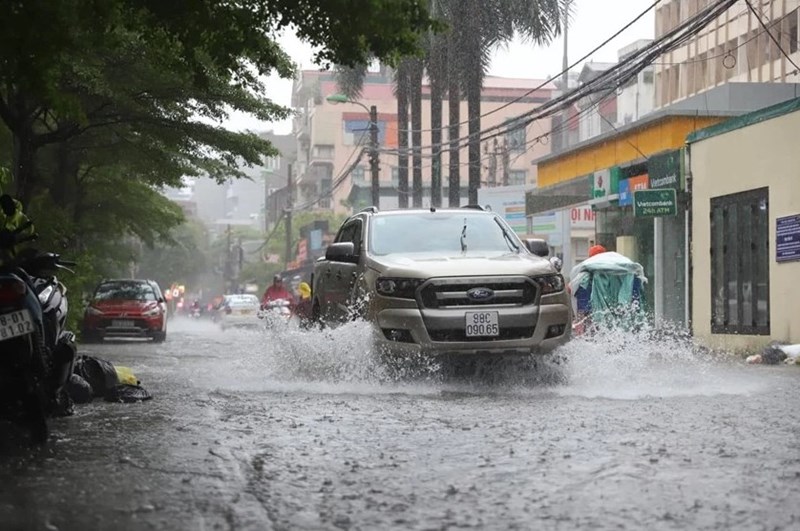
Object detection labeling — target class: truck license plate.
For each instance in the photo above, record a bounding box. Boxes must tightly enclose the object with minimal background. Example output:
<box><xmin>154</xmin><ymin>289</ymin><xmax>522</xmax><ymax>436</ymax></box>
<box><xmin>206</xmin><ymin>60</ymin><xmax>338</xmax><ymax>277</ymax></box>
<box><xmin>465</xmin><ymin>311</ymin><xmax>499</xmax><ymax>337</ymax></box>
<box><xmin>0</xmin><ymin>309</ymin><xmax>35</xmax><ymax>341</ymax></box>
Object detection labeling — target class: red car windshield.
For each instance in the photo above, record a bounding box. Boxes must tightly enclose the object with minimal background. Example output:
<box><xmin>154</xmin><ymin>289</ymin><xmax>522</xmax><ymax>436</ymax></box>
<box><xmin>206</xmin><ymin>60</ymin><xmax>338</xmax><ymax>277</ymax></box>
<box><xmin>94</xmin><ymin>282</ymin><xmax>157</xmax><ymax>302</ymax></box>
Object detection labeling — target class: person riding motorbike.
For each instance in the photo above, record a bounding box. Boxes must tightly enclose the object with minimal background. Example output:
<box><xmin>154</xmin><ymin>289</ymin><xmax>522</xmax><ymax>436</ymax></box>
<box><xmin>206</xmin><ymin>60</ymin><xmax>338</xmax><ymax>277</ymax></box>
<box><xmin>261</xmin><ymin>274</ymin><xmax>295</xmax><ymax>309</ymax></box>
<box><xmin>569</xmin><ymin>245</ymin><xmax>647</xmax><ymax>335</ymax></box>
<box><xmin>293</xmin><ymin>281</ymin><xmax>313</xmax><ymax>328</ymax></box>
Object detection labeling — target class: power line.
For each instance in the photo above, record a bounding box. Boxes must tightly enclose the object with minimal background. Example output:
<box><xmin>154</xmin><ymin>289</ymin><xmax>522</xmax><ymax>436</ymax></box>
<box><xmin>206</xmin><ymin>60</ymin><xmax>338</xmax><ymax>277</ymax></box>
<box><xmin>386</xmin><ymin>0</ymin><xmax>666</xmax><ymax>136</ymax></box>
<box><xmin>374</xmin><ymin>0</ymin><xmax>736</xmax><ymax>159</ymax></box>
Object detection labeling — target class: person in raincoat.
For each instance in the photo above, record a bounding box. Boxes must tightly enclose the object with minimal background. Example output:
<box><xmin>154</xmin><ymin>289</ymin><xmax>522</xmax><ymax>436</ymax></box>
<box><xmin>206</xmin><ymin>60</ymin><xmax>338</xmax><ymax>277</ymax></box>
<box><xmin>292</xmin><ymin>281</ymin><xmax>313</xmax><ymax>328</ymax></box>
<box><xmin>569</xmin><ymin>245</ymin><xmax>647</xmax><ymax>334</ymax></box>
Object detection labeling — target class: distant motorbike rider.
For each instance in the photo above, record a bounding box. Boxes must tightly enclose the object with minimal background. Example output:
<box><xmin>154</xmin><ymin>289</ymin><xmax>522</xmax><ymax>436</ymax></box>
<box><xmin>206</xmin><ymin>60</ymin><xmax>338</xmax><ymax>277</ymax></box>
<box><xmin>293</xmin><ymin>281</ymin><xmax>313</xmax><ymax>328</ymax></box>
<box><xmin>261</xmin><ymin>274</ymin><xmax>294</xmax><ymax>309</ymax></box>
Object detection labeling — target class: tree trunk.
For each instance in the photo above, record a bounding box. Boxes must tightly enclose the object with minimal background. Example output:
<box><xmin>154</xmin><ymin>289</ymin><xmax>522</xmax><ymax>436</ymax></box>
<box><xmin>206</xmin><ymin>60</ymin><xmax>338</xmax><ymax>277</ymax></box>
<box><xmin>466</xmin><ymin>63</ymin><xmax>481</xmax><ymax>206</ymax></box>
<box><xmin>52</xmin><ymin>140</ymin><xmax>80</xmax><ymax>207</ymax></box>
<box><xmin>428</xmin><ymin>0</ymin><xmax>444</xmax><ymax>207</ymax></box>
<box><xmin>12</xmin><ymin>131</ymin><xmax>37</xmax><ymax>206</ymax></box>
<box><xmin>447</xmin><ymin>51</ymin><xmax>461</xmax><ymax>207</ymax></box>
<box><xmin>397</xmin><ymin>61</ymin><xmax>409</xmax><ymax>209</ymax></box>
<box><xmin>430</xmin><ymin>81</ymin><xmax>443</xmax><ymax>208</ymax></box>
<box><xmin>410</xmin><ymin>58</ymin><xmax>423</xmax><ymax>208</ymax></box>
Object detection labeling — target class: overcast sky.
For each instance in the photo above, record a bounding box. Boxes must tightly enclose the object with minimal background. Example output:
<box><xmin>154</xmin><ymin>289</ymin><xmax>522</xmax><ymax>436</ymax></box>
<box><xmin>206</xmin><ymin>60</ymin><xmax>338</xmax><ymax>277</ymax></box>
<box><xmin>224</xmin><ymin>0</ymin><xmax>655</xmax><ymax>134</ymax></box>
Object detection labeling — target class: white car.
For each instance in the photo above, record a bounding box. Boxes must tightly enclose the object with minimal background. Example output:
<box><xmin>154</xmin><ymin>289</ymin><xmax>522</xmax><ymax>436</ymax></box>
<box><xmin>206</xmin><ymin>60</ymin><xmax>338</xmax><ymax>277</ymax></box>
<box><xmin>217</xmin><ymin>294</ymin><xmax>261</xmax><ymax>330</ymax></box>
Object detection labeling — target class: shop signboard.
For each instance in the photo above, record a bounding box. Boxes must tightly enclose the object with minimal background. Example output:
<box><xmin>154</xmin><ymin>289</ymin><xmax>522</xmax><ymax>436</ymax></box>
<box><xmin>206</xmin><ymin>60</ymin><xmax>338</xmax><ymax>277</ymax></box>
<box><xmin>633</xmin><ymin>189</ymin><xmax>677</xmax><ymax>217</ymax></box>
<box><xmin>648</xmin><ymin>149</ymin><xmax>683</xmax><ymax>190</ymax></box>
<box><xmin>528</xmin><ymin>211</ymin><xmax>563</xmax><ymax>247</ymax></box>
<box><xmin>592</xmin><ymin>169</ymin><xmax>611</xmax><ymax>199</ymax></box>
<box><xmin>618</xmin><ymin>174</ymin><xmax>650</xmax><ymax>206</ymax></box>
<box><xmin>478</xmin><ymin>185</ymin><xmax>531</xmax><ymax>234</ymax></box>
<box><xmin>570</xmin><ymin>206</ymin><xmax>596</xmax><ymax>229</ymax></box>
<box><xmin>309</xmin><ymin>229</ymin><xmax>323</xmax><ymax>251</ymax></box>
<box><xmin>776</xmin><ymin>214</ymin><xmax>800</xmax><ymax>262</ymax></box>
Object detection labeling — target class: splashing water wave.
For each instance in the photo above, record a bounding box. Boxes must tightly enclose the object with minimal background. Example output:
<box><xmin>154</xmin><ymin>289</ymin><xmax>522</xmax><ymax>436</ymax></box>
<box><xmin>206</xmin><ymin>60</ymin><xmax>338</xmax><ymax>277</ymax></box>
<box><xmin>170</xmin><ymin>316</ymin><xmax>767</xmax><ymax>399</ymax></box>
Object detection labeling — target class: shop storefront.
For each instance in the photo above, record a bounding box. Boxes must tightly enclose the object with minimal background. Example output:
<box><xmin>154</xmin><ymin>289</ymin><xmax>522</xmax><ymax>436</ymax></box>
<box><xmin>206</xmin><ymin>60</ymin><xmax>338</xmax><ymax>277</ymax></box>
<box><xmin>532</xmin><ymin>111</ymin><xmax>726</xmax><ymax>327</ymax></box>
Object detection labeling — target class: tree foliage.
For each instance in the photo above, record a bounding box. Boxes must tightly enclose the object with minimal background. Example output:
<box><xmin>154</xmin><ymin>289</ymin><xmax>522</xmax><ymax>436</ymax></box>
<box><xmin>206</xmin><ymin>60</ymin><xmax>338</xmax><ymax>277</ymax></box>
<box><xmin>0</xmin><ymin>0</ymin><xmax>435</xmax><ymax>329</ymax></box>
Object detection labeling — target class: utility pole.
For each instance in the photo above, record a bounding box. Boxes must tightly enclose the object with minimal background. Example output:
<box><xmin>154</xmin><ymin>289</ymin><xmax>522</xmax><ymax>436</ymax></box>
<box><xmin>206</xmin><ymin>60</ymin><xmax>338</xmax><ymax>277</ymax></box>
<box><xmin>562</xmin><ymin>0</ymin><xmax>571</xmax><ymax>90</ymax></box>
<box><xmin>369</xmin><ymin>105</ymin><xmax>380</xmax><ymax>208</ymax></box>
<box><xmin>284</xmin><ymin>163</ymin><xmax>293</xmax><ymax>270</ymax></box>
<box><xmin>501</xmin><ymin>139</ymin><xmax>510</xmax><ymax>186</ymax></box>
<box><xmin>224</xmin><ymin>224</ymin><xmax>232</xmax><ymax>292</ymax></box>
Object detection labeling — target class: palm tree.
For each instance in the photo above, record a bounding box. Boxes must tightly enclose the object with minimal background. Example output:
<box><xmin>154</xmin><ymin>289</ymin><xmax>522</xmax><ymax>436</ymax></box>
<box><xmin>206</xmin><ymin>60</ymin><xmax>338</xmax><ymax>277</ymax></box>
<box><xmin>426</xmin><ymin>0</ymin><xmax>448</xmax><ymax>207</ymax></box>
<box><xmin>445</xmin><ymin>0</ymin><xmax>567</xmax><ymax>204</ymax></box>
<box><xmin>409</xmin><ymin>57</ymin><xmax>424</xmax><ymax>207</ymax></box>
<box><xmin>394</xmin><ymin>60</ymin><xmax>411</xmax><ymax>209</ymax></box>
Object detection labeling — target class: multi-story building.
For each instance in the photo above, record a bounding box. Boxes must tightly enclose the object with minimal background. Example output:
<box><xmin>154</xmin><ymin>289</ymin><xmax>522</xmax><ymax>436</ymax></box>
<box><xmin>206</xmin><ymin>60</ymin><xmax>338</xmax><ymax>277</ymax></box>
<box><xmin>193</xmin><ymin>131</ymin><xmax>295</xmax><ymax>232</ymax></box>
<box><xmin>655</xmin><ymin>0</ymin><xmax>800</xmax><ymax>107</ymax></box>
<box><xmin>290</xmin><ymin>67</ymin><xmax>556</xmax><ymax>213</ymax></box>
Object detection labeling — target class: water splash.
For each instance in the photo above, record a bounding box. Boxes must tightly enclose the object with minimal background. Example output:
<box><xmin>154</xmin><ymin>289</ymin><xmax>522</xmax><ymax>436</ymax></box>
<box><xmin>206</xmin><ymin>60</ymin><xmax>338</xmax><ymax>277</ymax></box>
<box><xmin>169</xmin><ymin>316</ymin><xmax>768</xmax><ymax>400</ymax></box>
<box><xmin>554</xmin><ymin>320</ymin><xmax>765</xmax><ymax>400</ymax></box>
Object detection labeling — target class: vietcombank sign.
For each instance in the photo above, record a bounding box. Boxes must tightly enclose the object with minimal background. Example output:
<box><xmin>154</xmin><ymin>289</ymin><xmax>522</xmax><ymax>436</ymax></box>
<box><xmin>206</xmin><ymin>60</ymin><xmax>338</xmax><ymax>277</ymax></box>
<box><xmin>633</xmin><ymin>189</ymin><xmax>677</xmax><ymax>217</ymax></box>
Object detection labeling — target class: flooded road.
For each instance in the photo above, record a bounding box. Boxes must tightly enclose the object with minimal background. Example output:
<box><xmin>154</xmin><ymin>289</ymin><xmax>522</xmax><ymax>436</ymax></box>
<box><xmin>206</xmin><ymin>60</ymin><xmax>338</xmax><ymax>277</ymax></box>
<box><xmin>1</xmin><ymin>318</ymin><xmax>799</xmax><ymax>530</ymax></box>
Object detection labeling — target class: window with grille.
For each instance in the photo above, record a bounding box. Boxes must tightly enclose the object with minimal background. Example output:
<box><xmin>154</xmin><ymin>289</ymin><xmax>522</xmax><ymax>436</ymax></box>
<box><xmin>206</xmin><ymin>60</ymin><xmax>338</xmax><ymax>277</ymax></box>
<box><xmin>710</xmin><ymin>187</ymin><xmax>770</xmax><ymax>335</ymax></box>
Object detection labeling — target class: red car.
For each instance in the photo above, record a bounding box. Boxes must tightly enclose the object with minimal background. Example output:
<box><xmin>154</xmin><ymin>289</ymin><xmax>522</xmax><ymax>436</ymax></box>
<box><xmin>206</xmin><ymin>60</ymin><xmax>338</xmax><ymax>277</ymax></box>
<box><xmin>82</xmin><ymin>279</ymin><xmax>167</xmax><ymax>342</ymax></box>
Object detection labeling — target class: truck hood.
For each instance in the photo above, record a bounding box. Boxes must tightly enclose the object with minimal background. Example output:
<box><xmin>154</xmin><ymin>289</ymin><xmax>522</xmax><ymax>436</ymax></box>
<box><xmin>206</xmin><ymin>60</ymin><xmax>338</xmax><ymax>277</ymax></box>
<box><xmin>368</xmin><ymin>252</ymin><xmax>556</xmax><ymax>278</ymax></box>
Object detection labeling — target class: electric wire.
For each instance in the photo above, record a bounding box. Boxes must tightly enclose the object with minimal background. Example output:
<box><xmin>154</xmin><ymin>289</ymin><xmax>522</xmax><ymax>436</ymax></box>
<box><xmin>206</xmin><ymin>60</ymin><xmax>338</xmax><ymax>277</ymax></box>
<box><xmin>379</xmin><ymin>0</ymin><xmax>738</xmax><ymax>157</ymax></box>
<box><xmin>389</xmin><ymin>0</ymin><xmax>666</xmax><ymax>135</ymax></box>
<box><xmin>744</xmin><ymin>0</ymin><xmax>800</xmax><ymax>73</ymax></box>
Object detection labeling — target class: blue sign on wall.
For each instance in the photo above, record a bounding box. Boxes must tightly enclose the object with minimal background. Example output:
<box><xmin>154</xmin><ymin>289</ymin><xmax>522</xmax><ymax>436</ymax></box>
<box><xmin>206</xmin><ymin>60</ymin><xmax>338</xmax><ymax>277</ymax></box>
<box><xmin>776</xmin><ymin>214</ymin><xmax>800</xmax><ymax>262</ymax></box>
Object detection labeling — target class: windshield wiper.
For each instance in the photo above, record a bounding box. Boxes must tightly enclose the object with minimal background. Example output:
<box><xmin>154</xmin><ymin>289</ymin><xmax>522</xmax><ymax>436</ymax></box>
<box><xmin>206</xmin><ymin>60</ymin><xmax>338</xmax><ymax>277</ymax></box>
<box><xmin>460</xmin><ymin>218</ymin><xmax>467</xmax><ymax>253</ymax></box>
<box><xmin>494</xmin><ymin>218</ymin><xmax>520</xmax><ymax>253</ymax></box>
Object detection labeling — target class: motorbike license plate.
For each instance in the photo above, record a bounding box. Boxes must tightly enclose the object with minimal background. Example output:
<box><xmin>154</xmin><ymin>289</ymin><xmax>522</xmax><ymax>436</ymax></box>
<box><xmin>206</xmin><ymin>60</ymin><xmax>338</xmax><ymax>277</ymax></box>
<box><xmin>465</xmin><ymin>311</ymin><xmax>499</xmax><ymax>337</ymax></box>
<box><xmin>0</xmin><ymin>309</ymin><xmax>35</xmax><ymax>340</ymax></box>
<box><xmin>112</xmin><ymin>319</ymin><xmax>134</xmax><ymax>328</ymax></box>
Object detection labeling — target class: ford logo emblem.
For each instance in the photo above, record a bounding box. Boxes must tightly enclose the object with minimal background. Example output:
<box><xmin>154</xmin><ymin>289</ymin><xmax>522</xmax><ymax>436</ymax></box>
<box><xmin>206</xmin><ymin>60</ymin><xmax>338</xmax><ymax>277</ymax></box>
<box><xmin>467</xmin><ymin>287</ymin><xmax>495</xmax><ymax>301</ymax></box>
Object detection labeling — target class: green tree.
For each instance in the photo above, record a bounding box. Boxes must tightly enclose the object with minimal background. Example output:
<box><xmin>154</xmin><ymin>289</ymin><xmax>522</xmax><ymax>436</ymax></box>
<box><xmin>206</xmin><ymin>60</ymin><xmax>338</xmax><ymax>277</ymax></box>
<box><xmin>0</xmin><ymin>0</ymin><xmax>436</xmax><ymax>203</ymax></box>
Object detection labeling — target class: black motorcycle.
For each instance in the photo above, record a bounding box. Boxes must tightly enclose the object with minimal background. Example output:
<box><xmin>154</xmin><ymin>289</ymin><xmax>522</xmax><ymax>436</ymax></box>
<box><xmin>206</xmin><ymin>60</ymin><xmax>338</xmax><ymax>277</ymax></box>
<box><xmin>0</xmin><ymin>195</ymin><xmax>76</xmax><ymax>443</ymax></box>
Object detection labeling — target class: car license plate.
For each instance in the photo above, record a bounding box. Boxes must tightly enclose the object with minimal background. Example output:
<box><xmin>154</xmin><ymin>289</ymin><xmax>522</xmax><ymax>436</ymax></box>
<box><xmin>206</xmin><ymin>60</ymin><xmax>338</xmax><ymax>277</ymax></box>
<box><xmin>0</xmin><ymin>309</ymin><xmax>34</xmax><ymax>341</ymax></box>
<box><xmin>239</xmin><ymin>310</ymin><xmax>254</xmax><ymax>315</ymax></box>
<box><xmin>465</xmin><ymin>311</ymin><xmax>499</xmax><ymax>337</ymax></box>
<box><xmin>112</xmin><ymin>319</ymin><xmax>134</xmax><ymax>328</ymax></box>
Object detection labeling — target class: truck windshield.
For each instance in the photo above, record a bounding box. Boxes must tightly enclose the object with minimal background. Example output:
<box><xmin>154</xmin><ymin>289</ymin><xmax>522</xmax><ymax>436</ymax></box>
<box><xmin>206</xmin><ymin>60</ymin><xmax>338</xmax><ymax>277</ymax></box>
<box><xmin>369</xmin><ymin>213</ymin><xmax>521</xmax><ymax>256</ymax></box>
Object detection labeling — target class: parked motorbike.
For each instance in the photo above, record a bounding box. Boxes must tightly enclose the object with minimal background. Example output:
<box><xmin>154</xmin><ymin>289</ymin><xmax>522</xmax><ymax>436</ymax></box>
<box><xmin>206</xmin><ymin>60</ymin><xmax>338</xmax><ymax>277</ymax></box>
<box><xmin>258</xmin><ymin>298</ymin><xmax>293</xmax><ymax>328</ymax></box>
<box><xmin>0</xmin><ymin>196</ymin><xmax>76</xmax><ymax>443</ymax></box>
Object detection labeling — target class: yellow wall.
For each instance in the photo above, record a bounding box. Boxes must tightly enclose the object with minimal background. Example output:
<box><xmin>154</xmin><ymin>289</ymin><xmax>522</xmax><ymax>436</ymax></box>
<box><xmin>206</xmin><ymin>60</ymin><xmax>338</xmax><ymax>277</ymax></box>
<box><xmin>539</xmin><ymin>116</ymin><xmax>724</xmax><ymax>187</ymax></box>
<box><xmin>691</xmin><ymin>110</ymin><xmax>800</xmax><ymax>352</ymax></box>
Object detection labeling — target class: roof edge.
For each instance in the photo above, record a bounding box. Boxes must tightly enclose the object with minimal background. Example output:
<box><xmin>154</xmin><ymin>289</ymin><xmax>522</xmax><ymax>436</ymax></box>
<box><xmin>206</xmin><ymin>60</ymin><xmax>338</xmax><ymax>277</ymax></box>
<box><xmin>686</xmin><ymin>97</ymin><xmax>800</xmax><ymax>144</ymax></box>
<box><xmin>535</xmin><ymin>109</ymin><xmax>739</xmax><ymax>165</ymax></box>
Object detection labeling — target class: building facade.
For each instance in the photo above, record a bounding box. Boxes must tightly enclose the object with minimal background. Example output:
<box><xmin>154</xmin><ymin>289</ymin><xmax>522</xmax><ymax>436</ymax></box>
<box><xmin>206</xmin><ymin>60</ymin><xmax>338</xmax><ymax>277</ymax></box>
<box><xmin>527</xmin><ymin>82</ymin><xmax>800</xmax><ymax>327</ymax></box>
<box><xmin>290</xmin><ymin>68</ymin><xmax>556</xmax><ymax>214</ymax></box>
<box><xmin>655</xmin><ymin>0</ymin><xmax>800</xmax><ymax>108</ymax></box>
<box><xmin>687</xmin><ymin>97</ymin><xmax>800</xmax><ymax>351</ymax></box>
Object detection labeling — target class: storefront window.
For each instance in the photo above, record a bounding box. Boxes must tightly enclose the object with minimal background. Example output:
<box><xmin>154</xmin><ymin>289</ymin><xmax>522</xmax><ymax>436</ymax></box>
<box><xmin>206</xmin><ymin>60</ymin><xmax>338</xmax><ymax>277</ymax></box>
<box><xmin>710</xmin><ymin>187</ymin><xmax>770</xmax><ymax>335</ymax></box>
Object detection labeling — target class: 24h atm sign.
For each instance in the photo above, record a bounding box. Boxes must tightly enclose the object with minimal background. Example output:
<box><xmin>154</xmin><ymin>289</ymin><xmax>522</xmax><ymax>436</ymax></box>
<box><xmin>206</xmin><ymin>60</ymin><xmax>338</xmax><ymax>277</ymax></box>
<box><xmin>633</xmin><ymin>189</ymin><xmax>677</xmax><ymax>217</ymax></box>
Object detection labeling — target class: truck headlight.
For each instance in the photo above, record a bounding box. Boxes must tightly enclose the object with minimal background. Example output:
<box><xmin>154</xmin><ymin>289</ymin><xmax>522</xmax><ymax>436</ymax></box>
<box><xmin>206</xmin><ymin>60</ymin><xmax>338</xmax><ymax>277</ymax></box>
<box><xmin>375</xmin><ymin>278</ymin><xmax>423</xmax><ymax>299</ymax></box>
<box><xmin>535</xmin><ymin>274</ymin><xmax>565</xmax><ymax>295</ymax></box>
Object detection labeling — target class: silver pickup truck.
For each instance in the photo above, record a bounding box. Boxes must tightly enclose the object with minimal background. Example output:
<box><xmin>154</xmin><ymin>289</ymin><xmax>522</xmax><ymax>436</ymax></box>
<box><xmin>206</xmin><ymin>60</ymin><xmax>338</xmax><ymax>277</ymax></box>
<box><xmin>312</xmin><ymin>206</ymin><xmax>571</xmax><ymax>358</ymax></box>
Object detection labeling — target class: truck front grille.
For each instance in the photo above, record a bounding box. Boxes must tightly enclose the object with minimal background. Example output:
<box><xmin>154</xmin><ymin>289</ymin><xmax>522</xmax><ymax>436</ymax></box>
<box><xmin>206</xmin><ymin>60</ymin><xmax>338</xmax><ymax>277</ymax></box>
<box><xmin>418</xmin><ymin>276</ymin><xmax>537</xmax><ymax>309</ymax></box>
